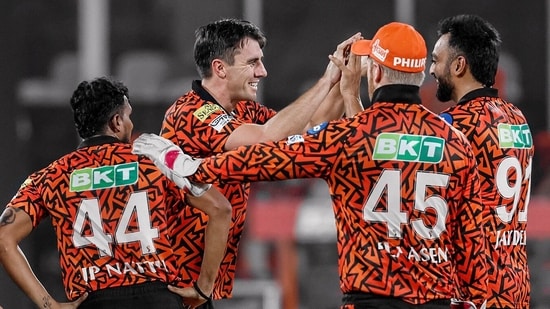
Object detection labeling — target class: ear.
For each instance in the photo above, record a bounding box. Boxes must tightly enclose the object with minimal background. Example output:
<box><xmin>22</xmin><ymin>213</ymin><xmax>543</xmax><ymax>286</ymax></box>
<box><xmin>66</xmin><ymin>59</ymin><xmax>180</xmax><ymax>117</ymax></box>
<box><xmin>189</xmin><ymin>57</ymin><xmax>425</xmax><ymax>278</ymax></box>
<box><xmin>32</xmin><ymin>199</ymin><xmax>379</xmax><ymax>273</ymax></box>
<box><xmin>212</xmin><ymin>59</ymin><xmax>226</xmax><ymax>78</ymax></box>
<box><xmin>372</xmin><ymin>62</ymin><xmax>383</xmax><ymax>84</ymax></box>
<box><xmin>452</xmin><ymin>55</ymin><xmax>468</xmax><ymax>77</ymax></box>
<box><xmin>108</xmin><ymin>113</ymin><xmax>122</xmax><ymax>133</ymax></box>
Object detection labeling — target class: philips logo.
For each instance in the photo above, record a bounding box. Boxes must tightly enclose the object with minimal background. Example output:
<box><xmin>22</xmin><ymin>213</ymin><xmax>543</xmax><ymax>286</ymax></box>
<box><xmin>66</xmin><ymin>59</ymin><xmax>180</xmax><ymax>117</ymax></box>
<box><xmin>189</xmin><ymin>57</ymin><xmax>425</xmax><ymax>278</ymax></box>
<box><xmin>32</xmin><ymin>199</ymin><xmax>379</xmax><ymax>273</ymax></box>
<box><xmin>70</xmin><ymin>162</ymin><xmax>139</xmax><ymax>192</ymax></box>
<box><xmin>373</xmin><ymin>133</ymin><xmax>445</xmax><ymax>163</ymax></box>
<box><xmin>393</xmin><ymin>57</ymin><xmax>426</xmax><ymax>69</ymax></box>
<box><xmin>498</xmin><ymin>123</ymin><xmax>532</xmax><ymax>149</ymax></box>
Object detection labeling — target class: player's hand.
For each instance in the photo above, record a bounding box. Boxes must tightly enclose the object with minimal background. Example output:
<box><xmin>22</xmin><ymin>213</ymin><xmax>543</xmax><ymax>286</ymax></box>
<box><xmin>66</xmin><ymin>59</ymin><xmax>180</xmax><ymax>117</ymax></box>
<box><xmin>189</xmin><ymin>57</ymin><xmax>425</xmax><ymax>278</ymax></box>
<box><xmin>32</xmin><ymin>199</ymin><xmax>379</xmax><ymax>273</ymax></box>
<box><xmin>330</xmin><ymin>32</ymin><xmax>363</xmax><ymax>92</ymax></box>
<box><xmin>450</xmin><ymin>299</ymin><xmax>485</xmax><ymax>309</ymax></box>
<box><xmin>58</xmin><ymin>292</ymin><xmax>88</xmax><ymax>308</ymax></box>
<box><xmin>168</xmin><ymin>285</ymin><xmax>211</xmax><ymax>309</ymax></box>
<box><xmin>132</xmin><ymin>133</ymin><xmax>210</xmax><ymax>196</ymax></box>
<box><xmin>325</xmin><ymin>32</ymin><xmax>363</xmax><ymax>85</ymax></box>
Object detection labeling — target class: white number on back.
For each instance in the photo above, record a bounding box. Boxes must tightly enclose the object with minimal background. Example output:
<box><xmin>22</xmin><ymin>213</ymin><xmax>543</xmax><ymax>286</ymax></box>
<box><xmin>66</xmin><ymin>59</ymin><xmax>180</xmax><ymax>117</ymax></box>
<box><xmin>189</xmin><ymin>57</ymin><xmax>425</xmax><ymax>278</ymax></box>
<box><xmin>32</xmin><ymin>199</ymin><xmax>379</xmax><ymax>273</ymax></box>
<box><xmin>495</xmin><ymin>157</ymin><xmax>531</xmax><ymax>223</ymax></box>
<box><xmin>72</xmin><ymin>191</ymin><xmax>159</xmax><ymax>257</ymax></box>
<box><xmin>363</xmin><ymin>170</ymin><xmax>450</xmax><ymax>239</ymax></box>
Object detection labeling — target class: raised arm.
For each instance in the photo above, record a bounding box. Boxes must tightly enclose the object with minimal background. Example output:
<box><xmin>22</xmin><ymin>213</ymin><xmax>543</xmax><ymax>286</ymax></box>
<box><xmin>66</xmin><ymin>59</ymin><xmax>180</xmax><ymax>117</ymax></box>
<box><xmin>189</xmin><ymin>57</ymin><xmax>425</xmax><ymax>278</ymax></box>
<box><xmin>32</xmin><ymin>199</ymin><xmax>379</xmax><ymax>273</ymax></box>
<box><xmin>224</xmin><ymin>33</ymin><xmax>362</xmax><ymax>150</ymax></box>
<box><xmin>328</xmin><ymin>45</ymin><xmax>364</xmax><ymax>118</ymax></box>
<box><xmin>308</xmin><ymin>32</ymin><xmax>364</xmax><ymax>125</ymax></box>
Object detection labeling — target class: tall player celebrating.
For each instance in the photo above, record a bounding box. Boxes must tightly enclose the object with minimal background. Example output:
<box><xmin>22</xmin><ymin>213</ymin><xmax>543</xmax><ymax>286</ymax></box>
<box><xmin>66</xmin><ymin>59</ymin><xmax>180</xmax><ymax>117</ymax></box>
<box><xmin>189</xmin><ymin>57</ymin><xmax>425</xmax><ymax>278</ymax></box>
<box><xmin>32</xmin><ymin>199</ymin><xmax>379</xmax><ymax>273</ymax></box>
<box><xmin>134</xmin><ymin>22</ymin><xmax>489</xmax><ymax>308</ymax></box>
<box><xmin>158</xmin><ymin>18</ymin><xmax>362</xmax><ymax>306</ymax></box>
<box><xmin>430</xmin><ymin>14</ymin><xmax>533</xmax><ymax>308</ymax></box>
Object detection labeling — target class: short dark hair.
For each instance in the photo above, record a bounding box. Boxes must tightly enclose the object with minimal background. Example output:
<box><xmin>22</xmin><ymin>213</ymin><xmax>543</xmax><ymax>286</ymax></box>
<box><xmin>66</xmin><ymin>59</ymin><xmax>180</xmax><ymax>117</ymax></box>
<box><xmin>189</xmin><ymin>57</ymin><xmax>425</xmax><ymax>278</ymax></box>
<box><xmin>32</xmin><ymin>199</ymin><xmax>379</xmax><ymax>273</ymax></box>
<box><xmin>437</xmin><ymin>14</ymin><xmax>501</xmax><ymax>87</ymax></box>
<box><xmin>70</xmin><ymin>76</ymin><xmax>129</xmax><ymax>139</ymax></box>
<box><xmin>194</xmin><ymin>18</ymin><xmax>267</xmax><ymax>78</ymax></box>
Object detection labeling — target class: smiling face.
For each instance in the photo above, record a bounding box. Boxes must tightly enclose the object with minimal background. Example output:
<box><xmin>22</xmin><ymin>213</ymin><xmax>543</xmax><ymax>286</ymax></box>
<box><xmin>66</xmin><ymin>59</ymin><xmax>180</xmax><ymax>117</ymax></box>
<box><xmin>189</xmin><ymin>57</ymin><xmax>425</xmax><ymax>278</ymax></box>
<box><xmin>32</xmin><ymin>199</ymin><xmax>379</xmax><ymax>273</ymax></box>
<box><xmin>429</xmin><ymin>34</ymin><xmax>456</xmax><ymax>102</ymax></box>
<box><xmin>224</xmin><ymin>38</ymin><xmax>268</xmax><ymax>103</ymax></box>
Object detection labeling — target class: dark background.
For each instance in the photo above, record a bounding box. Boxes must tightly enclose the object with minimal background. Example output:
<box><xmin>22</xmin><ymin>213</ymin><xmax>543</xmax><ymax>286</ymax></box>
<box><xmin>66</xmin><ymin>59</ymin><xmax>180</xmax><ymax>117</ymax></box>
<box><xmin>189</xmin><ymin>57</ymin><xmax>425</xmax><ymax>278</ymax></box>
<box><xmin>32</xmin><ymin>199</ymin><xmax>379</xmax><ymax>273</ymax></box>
<box><xmin>0</xmin><ymin>1</ymin><xmax>548</xmax><ymax>308</ymax></box>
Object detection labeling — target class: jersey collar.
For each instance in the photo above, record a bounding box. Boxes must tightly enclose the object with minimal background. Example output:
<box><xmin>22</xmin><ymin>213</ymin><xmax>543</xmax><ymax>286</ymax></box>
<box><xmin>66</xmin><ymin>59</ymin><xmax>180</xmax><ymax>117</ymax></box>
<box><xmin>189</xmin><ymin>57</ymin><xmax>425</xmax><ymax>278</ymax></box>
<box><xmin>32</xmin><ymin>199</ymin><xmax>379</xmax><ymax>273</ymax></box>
<box><xmin>192</xmin><ymin>80</ymin><xmax>220</xmax><ymax>105</ymax></box>
<box><xmin>371</xmin><ymin>84</ymin><xmax>422</xmax><ymax>105</ymax></box>
<box><xmin>457</xmin><ymin>87</ymin><xmax>499</xmax><ymax>105</ymax></box>
<box><xmin>78</xmin><ymin>135</ymin><xmax>123</xmax><ymax>149</ymax></box>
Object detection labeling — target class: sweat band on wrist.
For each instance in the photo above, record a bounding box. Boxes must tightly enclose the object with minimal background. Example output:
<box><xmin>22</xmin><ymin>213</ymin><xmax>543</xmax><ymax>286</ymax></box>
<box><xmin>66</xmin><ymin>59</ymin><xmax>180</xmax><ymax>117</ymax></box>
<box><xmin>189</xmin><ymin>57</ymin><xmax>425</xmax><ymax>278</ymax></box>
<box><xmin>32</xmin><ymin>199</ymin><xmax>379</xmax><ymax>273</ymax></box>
<box><xmin>193</xmin><ymin>281</ymin><xmax>212</xmax><ymax>302</ymax></box>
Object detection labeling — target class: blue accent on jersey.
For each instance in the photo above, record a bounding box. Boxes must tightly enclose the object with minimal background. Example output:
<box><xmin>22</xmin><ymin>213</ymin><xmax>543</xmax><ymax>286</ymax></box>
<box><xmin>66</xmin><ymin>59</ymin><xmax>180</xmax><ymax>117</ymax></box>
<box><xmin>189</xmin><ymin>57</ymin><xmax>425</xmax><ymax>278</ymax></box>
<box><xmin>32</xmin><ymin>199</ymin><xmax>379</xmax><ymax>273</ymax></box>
<box><xmin>307</xmin><ymin>122</ymin><xmax>329</xmax><ymax>135</ymax></box>
<box><xmin>440</xmin><ymin>113</ymin><xmax>453</xmax><ymax>125</ymax></box>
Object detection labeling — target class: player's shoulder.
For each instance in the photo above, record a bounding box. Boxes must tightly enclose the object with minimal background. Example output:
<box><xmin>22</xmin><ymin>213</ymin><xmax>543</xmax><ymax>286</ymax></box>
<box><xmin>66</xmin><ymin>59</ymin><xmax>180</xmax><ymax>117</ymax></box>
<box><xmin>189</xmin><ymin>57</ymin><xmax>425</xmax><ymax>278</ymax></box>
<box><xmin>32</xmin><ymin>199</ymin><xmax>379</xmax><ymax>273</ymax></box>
<box><xmin>166</xmin><ymin>91</ymin><xmax>206</xmax><ymax>113</ymax></box>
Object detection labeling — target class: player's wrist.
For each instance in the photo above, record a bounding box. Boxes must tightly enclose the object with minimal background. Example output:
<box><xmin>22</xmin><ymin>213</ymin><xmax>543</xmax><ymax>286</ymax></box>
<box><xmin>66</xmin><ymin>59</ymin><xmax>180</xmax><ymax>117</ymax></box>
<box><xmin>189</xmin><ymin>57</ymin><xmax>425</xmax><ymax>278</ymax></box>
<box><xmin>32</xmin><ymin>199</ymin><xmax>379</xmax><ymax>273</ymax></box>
<box><xmin>193</xmin><ymin>281</ymin><xmax>212</xmax><ymax>303</ymax></box>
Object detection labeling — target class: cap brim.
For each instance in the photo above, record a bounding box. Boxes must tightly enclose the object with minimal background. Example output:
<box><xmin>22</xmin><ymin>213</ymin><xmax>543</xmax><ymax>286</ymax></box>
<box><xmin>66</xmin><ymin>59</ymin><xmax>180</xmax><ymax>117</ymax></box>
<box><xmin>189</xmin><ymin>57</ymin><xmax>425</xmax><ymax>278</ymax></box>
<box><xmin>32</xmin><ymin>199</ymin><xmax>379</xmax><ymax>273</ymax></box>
<box><xmin>351</xmin><ymin>39</ymin><xmax>372</xmax><ymax>56</ymax></box>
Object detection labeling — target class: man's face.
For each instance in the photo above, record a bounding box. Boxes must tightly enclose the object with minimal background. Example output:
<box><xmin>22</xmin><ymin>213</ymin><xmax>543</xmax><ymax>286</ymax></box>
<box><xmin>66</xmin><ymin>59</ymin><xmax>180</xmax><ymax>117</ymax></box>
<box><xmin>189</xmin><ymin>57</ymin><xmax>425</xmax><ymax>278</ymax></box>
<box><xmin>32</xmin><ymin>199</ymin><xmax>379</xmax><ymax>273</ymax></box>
<box><xmin>224</xmin><ymin>38</ymin><xmax>267</xmax><ymax>102</ymax></box>
<box><xmin>429</xmin><ymin>34</ymin><xmax>455</xmax><ymax>102</ymax></box>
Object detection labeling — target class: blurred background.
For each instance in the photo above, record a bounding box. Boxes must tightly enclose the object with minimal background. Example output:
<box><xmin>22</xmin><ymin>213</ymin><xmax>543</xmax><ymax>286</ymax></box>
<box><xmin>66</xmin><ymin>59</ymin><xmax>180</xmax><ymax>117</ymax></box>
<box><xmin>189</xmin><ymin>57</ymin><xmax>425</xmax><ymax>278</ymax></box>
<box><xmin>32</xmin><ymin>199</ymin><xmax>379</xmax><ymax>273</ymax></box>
<box><xmin>1</xmin><ymin>0</ymin><xmax>549</xmax><ymax>308</ymax></box>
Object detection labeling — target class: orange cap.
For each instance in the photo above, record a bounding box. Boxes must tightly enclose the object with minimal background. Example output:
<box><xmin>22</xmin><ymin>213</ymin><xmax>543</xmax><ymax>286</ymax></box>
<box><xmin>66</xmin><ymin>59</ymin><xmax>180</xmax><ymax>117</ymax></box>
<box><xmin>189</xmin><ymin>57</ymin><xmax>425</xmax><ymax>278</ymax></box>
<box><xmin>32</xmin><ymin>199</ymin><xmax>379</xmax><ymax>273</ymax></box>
<box><xmin>351</xmin><ymin>22</ymin><xmax>427</xmax><ymax>73</ymax></box>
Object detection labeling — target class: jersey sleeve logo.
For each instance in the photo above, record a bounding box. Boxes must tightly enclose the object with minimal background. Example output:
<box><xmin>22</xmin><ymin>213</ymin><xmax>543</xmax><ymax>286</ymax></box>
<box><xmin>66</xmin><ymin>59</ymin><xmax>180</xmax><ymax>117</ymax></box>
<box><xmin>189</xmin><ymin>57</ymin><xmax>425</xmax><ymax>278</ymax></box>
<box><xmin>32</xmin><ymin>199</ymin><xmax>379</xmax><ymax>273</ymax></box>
<box><xmin>373</xmin><ymin>133</ymin><xmax>445</xmax><ymax>163</ymax></box>
<box><xmin>70</xmin><ymin>162</ymin><xmax>139</xmax><ymax>192</ymax></box>
<box><xmin>286</xmin><ymin>134</ymin><xmax>305</xmax><ymax>145</ymax></box>
<box><xmin>497</xmin><ymin>123</ymin><xmax>533</xmax><ymax>149</ymax></box>
<box><xmin>193</xmin><ymin>103</ymin><xmax>223</xmax><ymax>122</ymax></box>
<box><xmin>209</xmin><ymin>114</ymin><xmax>233</xmax><ymax>132</ymax></box>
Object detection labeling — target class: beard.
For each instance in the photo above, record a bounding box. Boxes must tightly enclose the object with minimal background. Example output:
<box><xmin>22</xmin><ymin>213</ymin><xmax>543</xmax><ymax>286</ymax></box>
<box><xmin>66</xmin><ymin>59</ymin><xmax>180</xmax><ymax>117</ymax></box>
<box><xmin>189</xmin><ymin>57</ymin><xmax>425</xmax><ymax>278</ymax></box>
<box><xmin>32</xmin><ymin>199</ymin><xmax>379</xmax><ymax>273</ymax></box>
<box><xmin>435</xmin><ymin>76</ymin><xmax>454</xmax><ymax>102</ymax></box>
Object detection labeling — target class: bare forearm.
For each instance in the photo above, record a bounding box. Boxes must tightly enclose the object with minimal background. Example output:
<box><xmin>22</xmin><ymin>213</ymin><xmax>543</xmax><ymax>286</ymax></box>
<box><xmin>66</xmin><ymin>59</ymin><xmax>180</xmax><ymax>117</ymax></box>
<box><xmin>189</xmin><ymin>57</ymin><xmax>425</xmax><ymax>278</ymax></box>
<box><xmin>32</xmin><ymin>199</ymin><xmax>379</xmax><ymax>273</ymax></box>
<box><xmin>197</xmin><ymin>211</ymin><xmax>231</xmax><ymax>295</ymax></box>
<box><xmin>0</xmin><ymin>245</ymin><xmax>55</xmax><ymax>308</ymax></box>
<box><xmin>0</xmin><ymin>207</ymin><xmax>57</xmax><ymax>308</ymax></box>
<box><xmin>342</xmin><ymin>94</ymin><xmax>364</xmax><ymax>117</ymax></box>
<box><xmin>262</xmin><ymin>76</ymin><xmax>334</xmax><ymax>138</ymax></box>
<box><xmin>308</xmin><ymin>83</ymin><xmax>345</xmax><ymax>128</ymax></box>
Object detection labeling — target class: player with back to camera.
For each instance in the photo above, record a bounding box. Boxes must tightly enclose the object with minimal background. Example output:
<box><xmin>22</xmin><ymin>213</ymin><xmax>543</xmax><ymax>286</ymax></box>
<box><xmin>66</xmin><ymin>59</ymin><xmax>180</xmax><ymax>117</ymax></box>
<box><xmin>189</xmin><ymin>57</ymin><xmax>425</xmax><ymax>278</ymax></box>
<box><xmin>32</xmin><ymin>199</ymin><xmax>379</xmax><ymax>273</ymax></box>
<box><xmin>0</xmin><ymin>76</ymin><xmax>231</xmax><ymax>309</ymax></box>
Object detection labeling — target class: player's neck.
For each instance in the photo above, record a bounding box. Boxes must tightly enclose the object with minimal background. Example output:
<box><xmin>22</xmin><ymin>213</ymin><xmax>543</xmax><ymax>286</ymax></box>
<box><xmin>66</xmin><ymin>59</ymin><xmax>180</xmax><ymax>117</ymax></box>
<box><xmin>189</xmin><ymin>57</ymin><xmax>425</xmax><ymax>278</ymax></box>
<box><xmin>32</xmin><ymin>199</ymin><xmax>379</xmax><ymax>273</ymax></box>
<box><xmin>201</xmin><ymin>79</ymin><xmax>235</xmax><ymax>112</ymax></box>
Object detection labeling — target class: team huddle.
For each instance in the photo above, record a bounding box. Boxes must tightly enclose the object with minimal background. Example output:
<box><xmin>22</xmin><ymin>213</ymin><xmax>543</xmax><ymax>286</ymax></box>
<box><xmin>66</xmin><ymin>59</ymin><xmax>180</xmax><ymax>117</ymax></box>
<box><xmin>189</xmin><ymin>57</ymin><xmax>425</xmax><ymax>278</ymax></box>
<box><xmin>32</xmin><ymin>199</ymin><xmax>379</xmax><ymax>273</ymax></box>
<box><xmin>0</xmin><ymin>13</ymin><xmax>532</xmax><ymax>309</ymax></box>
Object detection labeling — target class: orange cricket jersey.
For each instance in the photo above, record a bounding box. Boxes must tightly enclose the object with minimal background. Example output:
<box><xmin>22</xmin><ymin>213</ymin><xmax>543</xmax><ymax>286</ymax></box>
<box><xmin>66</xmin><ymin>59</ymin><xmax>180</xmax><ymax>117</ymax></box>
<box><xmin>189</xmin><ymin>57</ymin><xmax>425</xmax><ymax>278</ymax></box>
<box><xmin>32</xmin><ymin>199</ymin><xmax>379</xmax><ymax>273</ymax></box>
<box><xmin>440</xmin><ymin>88</ymin><xmax>532</xmax><ymax>309</ymax></box>
<box><xmin>7</xmin><ymin>136</ymin><xmax>185</xmax><ymax>300</ymax></box>
<box><xmin>192</xmin><ymin>85</ymin><xmax>489</xmax><ymax>307</ymax></box>
<box><xmin>160</xmin><ymin>80</ymin><xmax>276</xmax><ymax>299</ymax></box>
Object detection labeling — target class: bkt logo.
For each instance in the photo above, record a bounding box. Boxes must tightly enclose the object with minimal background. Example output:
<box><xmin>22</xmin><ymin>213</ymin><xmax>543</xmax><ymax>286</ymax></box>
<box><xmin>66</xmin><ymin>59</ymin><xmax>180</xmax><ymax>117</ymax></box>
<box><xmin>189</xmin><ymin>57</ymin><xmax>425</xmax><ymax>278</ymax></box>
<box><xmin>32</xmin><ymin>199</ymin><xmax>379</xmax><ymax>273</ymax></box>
<box><xmin>498</xmin><ymin>123</ymin><xmax>532</xmax><ymax>149</ymax></box>
<box><xmin>373</xmin><ymin>133</ymin><xmax>445</xmax><ymax>163</ymax></box>
<box><xmin>70</xmin><ymin>162</ymin><xmax>139</xmax><ymax>192</ymax></box>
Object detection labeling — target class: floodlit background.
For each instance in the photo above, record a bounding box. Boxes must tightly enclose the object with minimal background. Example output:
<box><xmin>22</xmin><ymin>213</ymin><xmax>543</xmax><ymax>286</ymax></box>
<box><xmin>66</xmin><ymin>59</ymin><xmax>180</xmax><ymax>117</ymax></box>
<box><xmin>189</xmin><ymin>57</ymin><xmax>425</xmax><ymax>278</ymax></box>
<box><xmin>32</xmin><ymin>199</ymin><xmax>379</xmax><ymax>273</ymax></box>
<box><xmin>1</xmin><ymin>1</ymin><xmax>549</xmax><ymax>308</ymax></box>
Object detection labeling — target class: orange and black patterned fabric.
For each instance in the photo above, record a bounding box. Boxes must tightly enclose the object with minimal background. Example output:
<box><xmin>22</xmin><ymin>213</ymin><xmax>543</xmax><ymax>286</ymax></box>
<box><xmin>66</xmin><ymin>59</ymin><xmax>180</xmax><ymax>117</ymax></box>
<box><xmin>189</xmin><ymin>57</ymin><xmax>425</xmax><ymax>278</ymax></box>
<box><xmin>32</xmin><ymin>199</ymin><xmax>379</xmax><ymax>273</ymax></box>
<box><xmin>191</xmin><ymin>85</ymin><xmax>489</xmax><ymax>307</ymax></box>
<box><xmin>440</xmin><ymin>88</ymin><xmax>532</xmax><ymax>309</ymax></box>
<box><xmin>160</xmin><ymin>80</ymin><xmax>276</xmax><ymax>299</ymax></box>
<box><xmin>7</xmin><ymin>136</ymin><xmax>185</xmax><ymax>300</ymax></box>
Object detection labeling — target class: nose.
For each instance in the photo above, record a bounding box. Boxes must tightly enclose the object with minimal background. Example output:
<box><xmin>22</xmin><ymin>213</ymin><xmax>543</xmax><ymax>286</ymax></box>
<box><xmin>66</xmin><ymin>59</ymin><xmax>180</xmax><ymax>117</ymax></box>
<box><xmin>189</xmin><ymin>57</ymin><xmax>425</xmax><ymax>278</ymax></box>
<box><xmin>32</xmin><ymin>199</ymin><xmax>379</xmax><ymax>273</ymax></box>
<box><xmin>428</xmin><ymin>63</ymin><xmax>435</xmax><ymax>77</ymax></box>
<box><xmin>256</xmin><ymin>61</ymin><xmax>268</xmax><ymax>77</ymax></box>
